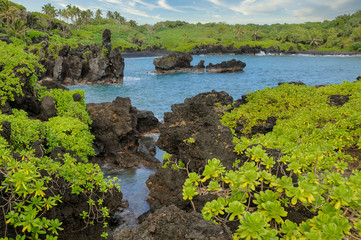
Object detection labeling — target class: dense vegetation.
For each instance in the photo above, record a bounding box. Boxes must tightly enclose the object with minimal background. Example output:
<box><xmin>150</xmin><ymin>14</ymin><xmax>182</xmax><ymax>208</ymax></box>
<box><xmin>0</xmin><ymin>41</ymin><xmax>119</xmax><ymax>239</ymax></box>
<box><xmin>1</xmin><ymin>0</ymin><xmax>361</xmax><ymax>52</ymax></box>
<box><xmin>182</xmin><ymin>82</ymin><xmax>361</xmax><ymax>239</ymax></box>
<box><xmin>1</xmin><ymin>0</ymin><xmax>361</xmax><ymax>239</ymax></box>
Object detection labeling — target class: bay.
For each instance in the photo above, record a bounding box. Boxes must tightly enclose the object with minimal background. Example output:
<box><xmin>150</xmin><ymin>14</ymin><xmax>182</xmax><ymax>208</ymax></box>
<box><xmin>68</xmin><ymin>54</ymin><xmax>361</xmax><ymax>120</ymax></box>
<box><xmin>67</xmin><ymin>54</ymin><xmax>361</xmax><ymax>220</ymax></box>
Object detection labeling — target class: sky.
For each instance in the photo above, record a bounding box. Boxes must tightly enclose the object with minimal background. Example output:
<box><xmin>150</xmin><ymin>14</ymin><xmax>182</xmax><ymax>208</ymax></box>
<box><xmin>11</xmin><ymin>0</ymin><xmax>361</xmax><ymax>25</ymax></box>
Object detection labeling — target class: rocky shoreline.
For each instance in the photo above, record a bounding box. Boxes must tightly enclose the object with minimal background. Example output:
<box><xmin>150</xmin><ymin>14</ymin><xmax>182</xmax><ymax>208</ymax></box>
<box><xmin>122</xmin><ymin>48</ymin><xmax>361</xmax><ymax>58</ymax></box>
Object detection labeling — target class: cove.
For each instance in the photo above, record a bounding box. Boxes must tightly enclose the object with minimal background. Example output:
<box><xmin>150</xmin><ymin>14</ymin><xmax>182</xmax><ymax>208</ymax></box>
<box><xmin>67</xmin><ymin>54</ymin><xmax>361</xmax><ymax>219</ymax></box>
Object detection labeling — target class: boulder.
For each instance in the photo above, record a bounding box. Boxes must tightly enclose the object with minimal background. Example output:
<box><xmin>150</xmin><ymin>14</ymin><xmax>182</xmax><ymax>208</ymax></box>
<box><xmin>206</xmin><ymin>59</ymin><xmax>246</xmax><ymax>73</ymax></box>
<box><xmin>38</xmin><ymin>95</ymin><xmax>58</xmax><ymax>121</ymax></box>
<box><xmin>153</xmin><ymin>52</ymin><xmax>205</xmax><ymax>73</ymax></box>
<box><xmin>87</xmin><ymin>97</ymin><xmax>160</xmax><ymax>168</ymax></box>
<box><xmin>147</xmin><ymin>91</ymin><xmax>239</xmax><ymax>211</ymax></box>
<box><xmin>113</xmin><ymin>205</ymin><xmax>233</xmax><ymax>240</ymax></box>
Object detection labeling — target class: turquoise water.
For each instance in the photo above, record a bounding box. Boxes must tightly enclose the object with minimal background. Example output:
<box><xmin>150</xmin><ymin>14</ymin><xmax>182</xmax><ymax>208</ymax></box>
<box><xmin>67</xmin><ymin>54</ymin><xmax>361</xmax><ymax>219</ymax></box>
<box><xmin>68</xmin><ymin>54</ymin><xmax>361</xmax><ymax>119</ymax></box>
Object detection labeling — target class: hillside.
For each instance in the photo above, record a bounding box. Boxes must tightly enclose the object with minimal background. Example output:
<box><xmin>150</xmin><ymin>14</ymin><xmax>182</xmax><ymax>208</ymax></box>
<box><xmin>1</xmin><ymin>0</ymin><xmax>361</xmax><ymax>53</ymax></box>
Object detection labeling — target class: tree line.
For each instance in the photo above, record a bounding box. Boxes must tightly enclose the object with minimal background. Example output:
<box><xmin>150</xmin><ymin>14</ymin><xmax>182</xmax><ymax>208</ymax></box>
<box><xmin>1</xmin><ymin>0</ymin><xmax>361</xmax><ymax>52</ymax></box>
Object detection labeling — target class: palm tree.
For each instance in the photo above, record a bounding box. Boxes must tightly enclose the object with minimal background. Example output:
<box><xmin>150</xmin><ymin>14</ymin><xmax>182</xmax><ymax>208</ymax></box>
<box><xmin>8</xmin><ymin>18</ymin><xmax>25</xmax><ymax>38</ymax></box>
<box><xmin>129</xmin><ymin>20</ymin><xmax>137</xmax><ymax>27</ymax></box>
<box><xmin>234</xmin><ymin>24</ymin><xmax>245</xmax><ymax>41</ymax></box>
<box><xmin>113</xmin><ymin>11</ymin><xmax>120</xmax><ymax>22</ymax></box>
<box><xmin>218</xmin><ymin>24</ymin><xmax>227</xmax><ymax>43</ymax></box>
<box><xmin>42</xmin><ymin>3</ymin><xmax>57</xmax><ymax>18</ymax></box>
<box><xmin>251</xmin><ymin>29</ymin><xmax>260</xmax><ymax>41</ymax></box>
<box><xmin>106</xmin><ymin>11</ymin><xmax>114</xmax><ymax>19</ymax></box>
<box><xmin>309</xmin><ymin>38</ymin><xmax>321</xmax><ymax>48</ymax></box>
<box><xmin>118</xmin><ymin>15</ymin><xmax>126</xmax><ymax>24</ymax></box>
<box><xmin>80</xmin><ymin>9</ymin><xmax>93</xmax><ymax>25</ymax></box>
<box><xmin>0</xmin><ymin>0</ymin><xmax>15</xmax><ymax>28</ymax></box>
<box><xmin>58</xmin><ymin>9</ymin><xmax>69</xmax><ymax>23</ymax></box>
<box><xmin>95</xmin><ymin>9</ymin><xmax>102</xmax><ymax>19</ymax></box>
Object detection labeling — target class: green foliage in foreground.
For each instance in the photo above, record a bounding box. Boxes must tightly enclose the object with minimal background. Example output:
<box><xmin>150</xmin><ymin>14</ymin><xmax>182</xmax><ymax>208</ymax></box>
<box><xmin>0</xmin><ymin>44</ymin><xmax>119</xmax><ymax>239</ymax></box>
<box><xmin>183</xmin><ymin>81</ymin><xmax>361</xmax><ymax>239</ymax></box>
<box><xmin>0</xmin><ymin>41</ymin><xmax>44</xmax><ymax>105</ymax></box>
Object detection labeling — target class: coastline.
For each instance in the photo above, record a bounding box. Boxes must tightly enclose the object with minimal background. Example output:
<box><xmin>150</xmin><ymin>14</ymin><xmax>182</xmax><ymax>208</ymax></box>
<box><xmin>122</xmin><ymin>49</ymin><xmax>361</xmax><ymax>58</ymax></box>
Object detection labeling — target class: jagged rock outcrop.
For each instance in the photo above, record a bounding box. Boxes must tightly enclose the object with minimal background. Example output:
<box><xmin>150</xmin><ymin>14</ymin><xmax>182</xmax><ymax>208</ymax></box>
<box><xmin>113</xmin><ymin>205</ymin><xmax>233</xmax><ymax>240</ymax></box>
<box><xmin>206</xmin><ymin>59</ymin><xmax>246</xmax><ymax>73</ymax></box>
<box><xmin>87</xmin><ymin>97</ymin><xmax>160</xmax><ymax>168</ymax></box>
<box><xmin>147</xmin><ymin>90</ymin><xmax>239</xmax><ymax>211</ymax></box>
<box><xmin>153</xmin><ymin>52</ymin><xmax>205</xmax><ymax>73</ymax></box>
<box><xmin>40</xmin><ymin>29</ymin><xmax>124</xmax><ymax>84</ymax></box>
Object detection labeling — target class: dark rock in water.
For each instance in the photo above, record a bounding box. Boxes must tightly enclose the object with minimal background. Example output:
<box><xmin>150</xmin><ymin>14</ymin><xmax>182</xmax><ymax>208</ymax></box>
<box><xmin>153</xmin><ymin>52</ymin><xmax>205</xmax><ymax>73</ymax></box>
<box><xmin>136</xmin><ymin>110</ymin><xmax>160</xmax><ymax>134</ymax></box>
<box><xmin>113</xmin><ymin>205</ymin><xmax>232</xmax><ymax>240</ymax></box>
<box><xmin>40</xmin><ymin>29</ymin><xmax>124</xmax><ymax>84</ymax></box>
<box><xmin>278</xmin><ymin>81</ymin><xmax>306</xmax><ymax>86</ymax></box>
<box><xmin>206</xmin><ymin>59</ymin><xmax>246</xmax><ymax>73</ymax></box>
<box><xmin>147</xmin><ymin>91</ymin><xmax>238</xmax><ymax>212</ymax></box>
<box><xmin>157</xmin><ymin>90</ymin><xmax>237</xmax><ymax>171</ymax></box>
<box><xmin>153</xmin><ymin>51</ymin><xmax>192</xmax><ymax>70</ymax></box>
<box><xmin>87</xmin><ymin>97</ymin><xmax>160</xmax><ymax>168</ymax></box>
<box><xmin>190</xmin><ymin>43</ymin><xmax>263</xmax><ymax>55</ymax></box>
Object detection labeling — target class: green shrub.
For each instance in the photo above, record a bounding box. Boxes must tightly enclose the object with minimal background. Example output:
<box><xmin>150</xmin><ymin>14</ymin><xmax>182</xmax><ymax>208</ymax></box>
<box><xmin>0</xmin><ymin>42</ymin><xmax>43</xmax><ymax>105</ymax></box>
<box><xmin>0</xmin><ymin>41</ymin><xmax>118</xmax><ymax>240</ymax></box>
<box><xmin>183</xmin><ymin>81</ymin><xmax>361</xmax><ymax>239</ymax></box>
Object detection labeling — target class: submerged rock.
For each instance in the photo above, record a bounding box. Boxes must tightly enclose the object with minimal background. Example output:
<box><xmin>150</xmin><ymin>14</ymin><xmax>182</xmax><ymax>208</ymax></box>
<box><xmin>113</xmin><ymin>205</ymin><xmax>232</xmax><ymax>240</ymax></box>
<box><xmin>206</xmin><ymin>59</ymin><xmax>246</xmax><ymax>73</ymax></box>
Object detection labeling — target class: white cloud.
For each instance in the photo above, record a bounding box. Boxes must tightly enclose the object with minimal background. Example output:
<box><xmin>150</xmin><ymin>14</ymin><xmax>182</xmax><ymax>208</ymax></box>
<box><xmin>157</xmin><ymin>0</ymin><xmax>182</xmax><ymax>12</ymax></box>
<box><xmin>207</xmin><ymin>0</ymin><xmax>222</xmax><ymax>6</ymax></box>
<box><xmin>133</xmin><ymin>0</ymin><xmax>157</xmax><ymax>9</ymax></box>
<box><xmin>98</xmin><ymin>0</ymin><xmax>123</xmax><ymax>4</ymax></box>
<box><xmin>230</xmin><ymin>0</ymin><xmax>290</xmax><ymax>15</ymax></box>
<box><xmin>213</xmin><ymin>14</ymin><xmax>221</xmax><ymax>18</ymax></box>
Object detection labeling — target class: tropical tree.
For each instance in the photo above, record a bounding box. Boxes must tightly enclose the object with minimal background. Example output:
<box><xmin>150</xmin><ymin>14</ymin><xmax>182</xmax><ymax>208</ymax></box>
<box><xmin>251</xmin><ymin>29</ymin><xmax>260</xmax><ymax>41</ymax></box>
<box><xmin>113</xmin><ymin>11</ymin><xmax>126</xmax><ymax>24</ymax></box>
<box><xmin>42</xmin><ymin>3</ymin><xmax>57</xmax><ymax>18</ymax></box>
<box><xmin>235</xmin><ymin>24</ymin><xmax>245</xmax><ymax>41</ymax></box>
<box><xmin>8</xmin><ymin>18</ymin><xmax>25</xmax><ymax>38</ymax></box>
<box><xmin>106</xmin><ymin>11</ymin><xmax>114</xmax><ymax>19</ymax></box>
<box><xmin>0</xmin><ymin>0</ymin><xmax>15</xmax><ymax>28</ymax></box>
<box><xmin>218</xmin><ymin>23</ymin><xmax>227</xmax><ymax>43</ymax></box>
<box><xmin>80</xmin><ymin>9</ymin><xmax>93</xmax><ymax>25</ymax></box>
<box><xmin>95</xmin><ymin>9</ymin><xmax>102</xmax><ymax>19</ymax></box>
<box><xmin>129</xmin><ymin>19</ymin><xmax>137</xmax><ymax>27</ymax></box>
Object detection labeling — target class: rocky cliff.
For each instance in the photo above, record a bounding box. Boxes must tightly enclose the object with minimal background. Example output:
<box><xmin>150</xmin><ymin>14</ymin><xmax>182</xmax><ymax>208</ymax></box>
<box><xmin>39</xmin><ymin>29</ymin><xmax>124</xmax><ymax>84</ymax></box>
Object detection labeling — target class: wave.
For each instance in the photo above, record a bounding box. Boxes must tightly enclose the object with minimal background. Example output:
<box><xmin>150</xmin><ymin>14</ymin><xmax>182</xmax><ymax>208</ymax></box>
<box><xmin>124</xmin><ymin>76</ymin><xmax>142</xmax><ymax>81</ymax></box>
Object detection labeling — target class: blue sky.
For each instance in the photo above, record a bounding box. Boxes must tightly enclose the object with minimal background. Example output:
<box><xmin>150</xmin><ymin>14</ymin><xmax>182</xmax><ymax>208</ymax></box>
<box><xmin>12</xmin><ymin>0</ymin><xmax>361</xmax><ymax>25</ymax></box>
